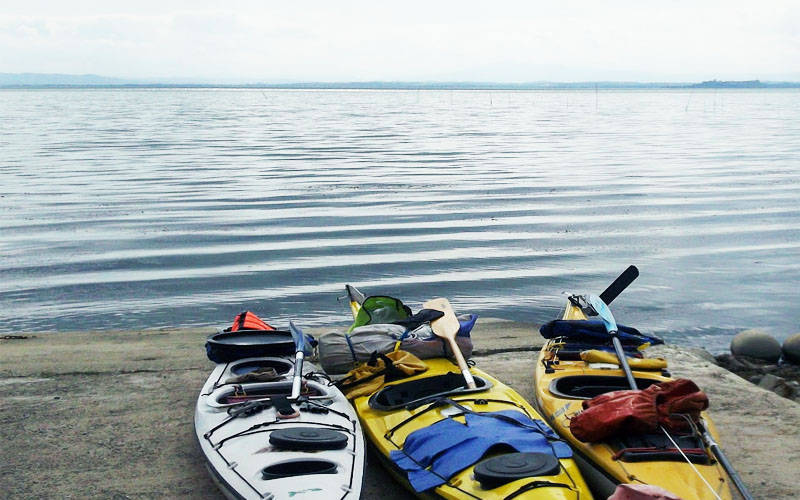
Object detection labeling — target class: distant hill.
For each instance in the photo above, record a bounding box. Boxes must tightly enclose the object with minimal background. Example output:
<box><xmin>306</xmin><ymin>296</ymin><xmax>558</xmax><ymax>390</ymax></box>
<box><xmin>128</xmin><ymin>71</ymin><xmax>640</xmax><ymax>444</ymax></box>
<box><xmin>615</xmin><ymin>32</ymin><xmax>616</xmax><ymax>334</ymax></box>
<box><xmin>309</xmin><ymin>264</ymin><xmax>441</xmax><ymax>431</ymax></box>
<box><xmin>0</xmin><ymin>73</ymin><xmax>130</xmax><ymax>86</ymax></box>
<box><xmin>1</xmin><ymin>73</ymin><xmax>799</xmax><ymax>89</ymax></box>
<box><xmin>688</xmin><ymin>79</ymin><xmax>799</xmax><ymax>88</ymax></box>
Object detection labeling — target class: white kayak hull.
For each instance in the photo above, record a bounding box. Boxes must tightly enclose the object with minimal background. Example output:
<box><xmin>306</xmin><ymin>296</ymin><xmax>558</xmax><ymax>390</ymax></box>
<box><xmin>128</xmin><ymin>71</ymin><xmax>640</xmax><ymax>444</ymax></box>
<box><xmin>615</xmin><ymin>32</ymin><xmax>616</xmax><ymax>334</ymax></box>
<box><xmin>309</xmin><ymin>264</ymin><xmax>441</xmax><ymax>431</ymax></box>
<box><xmin>195</xmin><ymin>356</ymin><xmax>364</xmax><ymax>500</ymax></box>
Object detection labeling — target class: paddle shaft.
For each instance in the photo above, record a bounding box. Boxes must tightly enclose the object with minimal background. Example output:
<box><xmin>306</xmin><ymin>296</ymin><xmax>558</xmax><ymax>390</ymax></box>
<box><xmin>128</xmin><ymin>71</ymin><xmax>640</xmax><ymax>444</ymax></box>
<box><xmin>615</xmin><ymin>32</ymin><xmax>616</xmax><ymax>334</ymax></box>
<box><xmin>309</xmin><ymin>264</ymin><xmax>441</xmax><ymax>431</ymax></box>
<box><xmin>448</xmin><ymin>338</ymin><xmax>476</xmax><ymax>389</ymax></box>
<box><xmin>288</xmin><ymin>320</ymin><xmax>307</xmax><ymax>400</ymax></box>
<box><xmin>702</xmin><ymin>424</ymin><xmax>754</xmax><ymax>500</ymax></box>
<box><xmin>290</xmin><ymin>350</ymin><xmax>304</xmax><ymax>399</ymax></box>
<box><xmin>610</xmin><ymin>334</ymin><xmax>638</xmax><ymax>389</ymax></box>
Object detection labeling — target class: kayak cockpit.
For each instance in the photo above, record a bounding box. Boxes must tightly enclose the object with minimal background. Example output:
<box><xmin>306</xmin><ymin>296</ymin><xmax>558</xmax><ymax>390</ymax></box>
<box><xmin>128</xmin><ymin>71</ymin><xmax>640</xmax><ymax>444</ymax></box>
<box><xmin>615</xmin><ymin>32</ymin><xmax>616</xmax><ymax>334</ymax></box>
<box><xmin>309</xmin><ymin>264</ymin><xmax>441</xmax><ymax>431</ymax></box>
<box><xmin>210</xmin><ymin>380</ymin><xmax>331</xmax><ymax>406</ymax></box>
<box><xmin>229</xmin><ymin>358</ymin><xmax>294</xmax><ymax>376</ymax></box>
<box><xmin>368</xmin><ymin>372</ymin><xmax>491</xmax><ymax>411</ymax></box>
<box><xmin>549</xmin><ymin>375</ymin><xmax>661</xmax><ymax>400</ymax></box>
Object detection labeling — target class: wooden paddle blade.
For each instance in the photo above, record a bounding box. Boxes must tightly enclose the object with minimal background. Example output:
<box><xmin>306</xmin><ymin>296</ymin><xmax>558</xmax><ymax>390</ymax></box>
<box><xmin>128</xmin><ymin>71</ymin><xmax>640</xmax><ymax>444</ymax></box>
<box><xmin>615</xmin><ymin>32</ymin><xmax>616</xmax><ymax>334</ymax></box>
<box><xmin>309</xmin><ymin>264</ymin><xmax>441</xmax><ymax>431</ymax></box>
<box><xmin>422</xmin><ymin>297</ymin><xmax>460</xmax><ymax>339</ymax></box>
<box><xmin>422</xmin><ymin>297</ymin><xmax>476</xmax><ymax>389</ymax></box>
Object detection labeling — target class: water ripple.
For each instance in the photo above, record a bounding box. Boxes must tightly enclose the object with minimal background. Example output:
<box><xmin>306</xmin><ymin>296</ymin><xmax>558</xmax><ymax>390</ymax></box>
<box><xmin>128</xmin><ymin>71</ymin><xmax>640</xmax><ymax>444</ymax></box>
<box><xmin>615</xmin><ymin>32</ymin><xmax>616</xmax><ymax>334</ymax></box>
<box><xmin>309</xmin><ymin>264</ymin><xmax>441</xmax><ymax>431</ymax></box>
<box><xmin>1</xmin><ymin>88</ymin><xmax>799</xmax><ymax>350</ymax></box>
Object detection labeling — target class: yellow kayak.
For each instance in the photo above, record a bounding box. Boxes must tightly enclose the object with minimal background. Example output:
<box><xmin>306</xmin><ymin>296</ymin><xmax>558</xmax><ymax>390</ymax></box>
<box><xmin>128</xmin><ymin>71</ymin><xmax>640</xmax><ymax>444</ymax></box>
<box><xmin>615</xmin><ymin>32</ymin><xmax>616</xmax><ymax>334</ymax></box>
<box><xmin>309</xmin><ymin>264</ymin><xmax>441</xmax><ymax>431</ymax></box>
<box><xmin>533</xmin><ymin>298</ymin><xmax>734</xmax><ymax>499</ymax></box>
<box><xmin>343</xmin><ymin>285</ymin><xmax>594</xmax><ymax>499</ymax></box>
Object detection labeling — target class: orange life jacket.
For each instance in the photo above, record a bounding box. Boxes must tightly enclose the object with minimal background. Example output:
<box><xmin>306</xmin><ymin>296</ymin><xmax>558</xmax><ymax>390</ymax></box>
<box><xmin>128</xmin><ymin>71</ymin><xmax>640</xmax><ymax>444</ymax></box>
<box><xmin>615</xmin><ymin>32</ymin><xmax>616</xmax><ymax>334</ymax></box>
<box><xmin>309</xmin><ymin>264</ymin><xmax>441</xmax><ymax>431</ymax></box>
<box><xmin>230</xmin><ymin>311</ymin><xmax>275</xmax><ymax>332</ymax></box>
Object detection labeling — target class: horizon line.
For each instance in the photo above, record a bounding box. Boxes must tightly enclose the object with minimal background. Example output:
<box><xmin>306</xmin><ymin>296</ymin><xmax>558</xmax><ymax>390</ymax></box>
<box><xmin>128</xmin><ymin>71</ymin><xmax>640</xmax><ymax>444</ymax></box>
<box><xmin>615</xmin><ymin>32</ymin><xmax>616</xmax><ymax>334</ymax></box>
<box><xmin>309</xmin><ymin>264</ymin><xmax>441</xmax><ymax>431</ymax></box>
<box><xmin>3</xmin><ymin>79</ymin><xmax>800</xmax><ymax>90</ymax></box>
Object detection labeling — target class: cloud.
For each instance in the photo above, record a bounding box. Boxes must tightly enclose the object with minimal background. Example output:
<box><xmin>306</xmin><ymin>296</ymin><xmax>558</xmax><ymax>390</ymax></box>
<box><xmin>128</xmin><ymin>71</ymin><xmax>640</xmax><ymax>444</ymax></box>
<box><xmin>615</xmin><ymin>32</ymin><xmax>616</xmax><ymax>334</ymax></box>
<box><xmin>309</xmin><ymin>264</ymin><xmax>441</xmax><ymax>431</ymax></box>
<box><xmin>0</xmin><ymin>2</ymin><xmax>798</xmax><ymax>81</ymax></box>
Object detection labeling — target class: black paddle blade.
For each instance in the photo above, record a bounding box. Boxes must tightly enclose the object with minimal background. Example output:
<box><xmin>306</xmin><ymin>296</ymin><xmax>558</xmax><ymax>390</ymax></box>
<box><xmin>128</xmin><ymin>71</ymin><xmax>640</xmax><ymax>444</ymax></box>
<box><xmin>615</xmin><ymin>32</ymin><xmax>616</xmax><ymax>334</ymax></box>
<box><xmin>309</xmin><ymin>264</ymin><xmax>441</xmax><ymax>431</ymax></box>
<box><xmin>599</xmin><ymin>265</ymin><xmax>639</xmax><ymax>305</ymax></box>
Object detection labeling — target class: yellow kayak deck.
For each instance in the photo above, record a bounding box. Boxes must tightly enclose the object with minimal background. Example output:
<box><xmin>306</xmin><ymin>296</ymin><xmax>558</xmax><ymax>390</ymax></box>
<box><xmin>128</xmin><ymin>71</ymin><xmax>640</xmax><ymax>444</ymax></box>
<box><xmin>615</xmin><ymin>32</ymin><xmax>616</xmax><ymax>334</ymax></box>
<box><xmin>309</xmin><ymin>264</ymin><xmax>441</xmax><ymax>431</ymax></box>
<box><xmin>532</xmin><ymin>303</ymin><xmax>733</xmax><ymax>499</ymax></box>
<box><xmin>352</xmin><ymin>358</ymin><xmax>593</xmax><ymax>499</ymax></box>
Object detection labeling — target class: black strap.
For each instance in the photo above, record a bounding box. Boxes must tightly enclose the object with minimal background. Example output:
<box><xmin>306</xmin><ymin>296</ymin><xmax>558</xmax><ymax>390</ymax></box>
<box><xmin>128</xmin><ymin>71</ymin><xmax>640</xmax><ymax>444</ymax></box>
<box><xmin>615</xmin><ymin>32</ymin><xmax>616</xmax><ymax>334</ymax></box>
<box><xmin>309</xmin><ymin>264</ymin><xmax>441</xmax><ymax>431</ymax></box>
<box><xmin>385</xmin><ymin>397</ymin><xmax>533</xmax><ymax>439</ymax></box>
<box><xmin>504</xmin><ymin>481</ymin><xmax>572</xmax><ymax>500</ymax></box>
<box><xmin>227</xmin><ymin>399</ymin><xmax>273</xmax><ymax>418</ymax></box>
<box><xmin>271</xmin><ymin>396</ymin><xmax>297</xmax><ymax>417</ymax></box>
<box><xmin>392</xmin><ymin>308</ymin><xmax>444</xmax><ymax>329</ymax></box>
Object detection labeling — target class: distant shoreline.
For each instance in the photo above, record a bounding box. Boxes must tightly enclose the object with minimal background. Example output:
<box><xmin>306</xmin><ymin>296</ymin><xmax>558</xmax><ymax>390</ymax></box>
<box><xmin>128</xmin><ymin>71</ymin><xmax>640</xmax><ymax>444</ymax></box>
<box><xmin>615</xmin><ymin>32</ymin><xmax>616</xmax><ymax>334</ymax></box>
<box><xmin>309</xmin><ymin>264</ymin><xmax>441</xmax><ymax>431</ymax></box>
<box><xmin>2</xmin><ymin>78</ymin><xmax>800</xmax><ymax>90</ymax></box>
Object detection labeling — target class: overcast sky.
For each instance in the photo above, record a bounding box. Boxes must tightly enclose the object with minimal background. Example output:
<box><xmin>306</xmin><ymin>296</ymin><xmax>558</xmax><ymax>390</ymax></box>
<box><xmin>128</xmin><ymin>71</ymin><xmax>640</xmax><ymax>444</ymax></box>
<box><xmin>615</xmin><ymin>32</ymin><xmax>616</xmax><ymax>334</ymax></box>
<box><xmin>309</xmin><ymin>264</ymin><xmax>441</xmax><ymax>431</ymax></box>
<box><xmin>1</xmin><ymin>1</ymin><xmax>798</xmax><ymax>82</ymax></box>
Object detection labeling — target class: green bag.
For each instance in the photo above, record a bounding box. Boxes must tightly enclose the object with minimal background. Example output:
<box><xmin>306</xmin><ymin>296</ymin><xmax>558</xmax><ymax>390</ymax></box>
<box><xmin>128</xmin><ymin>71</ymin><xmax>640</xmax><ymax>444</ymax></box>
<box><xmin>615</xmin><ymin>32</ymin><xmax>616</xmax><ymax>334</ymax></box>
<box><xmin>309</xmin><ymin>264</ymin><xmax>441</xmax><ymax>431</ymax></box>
<box><xmin>348</xmin><ymin>295</ymin><xmax>412</xmax><ymax>332</ymax></box>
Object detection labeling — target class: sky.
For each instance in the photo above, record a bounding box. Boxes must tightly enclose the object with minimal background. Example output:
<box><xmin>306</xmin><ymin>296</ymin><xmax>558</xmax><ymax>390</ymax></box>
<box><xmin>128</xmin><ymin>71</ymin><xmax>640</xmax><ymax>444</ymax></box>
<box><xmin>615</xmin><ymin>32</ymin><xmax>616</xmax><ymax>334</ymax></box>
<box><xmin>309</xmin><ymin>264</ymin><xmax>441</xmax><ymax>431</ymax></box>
<box><xmin>1</xmin><ymin>1</ymin><xmax>798</xmax><ymax>82</ymax></box>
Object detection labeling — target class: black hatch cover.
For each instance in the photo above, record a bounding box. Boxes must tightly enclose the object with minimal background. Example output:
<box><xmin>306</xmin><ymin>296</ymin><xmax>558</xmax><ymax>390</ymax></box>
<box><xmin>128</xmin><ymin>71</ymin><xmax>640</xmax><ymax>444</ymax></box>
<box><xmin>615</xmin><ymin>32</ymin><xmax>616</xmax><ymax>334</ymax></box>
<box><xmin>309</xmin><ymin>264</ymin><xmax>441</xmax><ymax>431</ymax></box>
<box><xmin>474</xmin><ymin>452</ymin><xmax>560</xmax><ymax>489</ymax></box>
<box><xmin>269</xmin><ymin>427</ymin><xmax>348</xmax><ymax>451</ymax></box>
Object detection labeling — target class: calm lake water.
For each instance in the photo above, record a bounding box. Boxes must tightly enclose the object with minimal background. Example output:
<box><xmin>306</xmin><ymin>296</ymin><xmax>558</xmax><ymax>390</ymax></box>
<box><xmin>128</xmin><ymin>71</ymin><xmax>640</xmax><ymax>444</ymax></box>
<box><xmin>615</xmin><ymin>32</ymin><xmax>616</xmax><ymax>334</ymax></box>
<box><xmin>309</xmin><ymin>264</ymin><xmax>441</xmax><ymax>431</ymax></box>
<box><xmin>1</xmin><ymin>88</ymin><xmax>798</xmax><ymax>352</ymax></box>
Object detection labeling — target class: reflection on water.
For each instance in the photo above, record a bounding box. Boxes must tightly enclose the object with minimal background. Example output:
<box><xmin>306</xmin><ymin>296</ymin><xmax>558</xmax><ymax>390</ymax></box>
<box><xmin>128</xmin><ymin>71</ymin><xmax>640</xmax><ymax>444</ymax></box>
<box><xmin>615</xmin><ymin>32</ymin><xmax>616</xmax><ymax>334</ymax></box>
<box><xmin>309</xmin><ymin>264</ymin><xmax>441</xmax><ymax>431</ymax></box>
<box><xmin>1</xmin><ymin>89</ymin><xmax>798</xmax><ymax>351</ymax></box>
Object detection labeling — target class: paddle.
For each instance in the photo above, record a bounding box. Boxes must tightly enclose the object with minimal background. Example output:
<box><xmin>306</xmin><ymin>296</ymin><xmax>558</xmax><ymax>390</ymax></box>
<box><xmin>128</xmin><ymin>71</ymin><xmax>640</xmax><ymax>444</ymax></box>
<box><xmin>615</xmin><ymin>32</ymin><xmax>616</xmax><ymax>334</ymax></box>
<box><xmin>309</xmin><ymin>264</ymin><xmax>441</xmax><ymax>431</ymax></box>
<box><xmin>422</xmin><ymin>297</ymin><xmax>476</xmax><ymax>389</ymax></box>
<box><xmin>288</xmin><ymin>321</ymin><xmax>306</xmax><ymax>400</ymax></box>
<box><xmin>591</xmin><ymin>272</ymin><xmax>754</xmax><ymax>500</ymax></box>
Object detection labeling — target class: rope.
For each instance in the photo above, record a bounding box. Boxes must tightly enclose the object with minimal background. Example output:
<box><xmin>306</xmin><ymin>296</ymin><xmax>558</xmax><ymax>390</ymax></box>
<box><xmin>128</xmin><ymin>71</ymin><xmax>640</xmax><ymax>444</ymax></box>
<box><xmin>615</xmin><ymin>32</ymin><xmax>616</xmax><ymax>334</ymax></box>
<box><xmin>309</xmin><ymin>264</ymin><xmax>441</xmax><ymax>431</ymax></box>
<box><xmin>660</xmin><ymin>425</ymin><xmax>722</xmax><ymax>500</ymax></box>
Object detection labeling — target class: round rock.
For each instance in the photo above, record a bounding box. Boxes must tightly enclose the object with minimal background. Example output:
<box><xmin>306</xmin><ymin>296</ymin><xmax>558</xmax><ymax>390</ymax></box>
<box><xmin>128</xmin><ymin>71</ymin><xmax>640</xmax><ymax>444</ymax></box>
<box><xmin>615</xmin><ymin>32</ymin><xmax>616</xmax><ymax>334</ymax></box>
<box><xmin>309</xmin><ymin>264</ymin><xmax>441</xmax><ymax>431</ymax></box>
<box><xmin>730</xmin><ymin>329</ymin><xmax>781</xmax><ymax>363</ymax></box>
<box><xmin>782</xmin><ymin>333</ymin><xmax>800</xmax><ymax>365</ymax></box>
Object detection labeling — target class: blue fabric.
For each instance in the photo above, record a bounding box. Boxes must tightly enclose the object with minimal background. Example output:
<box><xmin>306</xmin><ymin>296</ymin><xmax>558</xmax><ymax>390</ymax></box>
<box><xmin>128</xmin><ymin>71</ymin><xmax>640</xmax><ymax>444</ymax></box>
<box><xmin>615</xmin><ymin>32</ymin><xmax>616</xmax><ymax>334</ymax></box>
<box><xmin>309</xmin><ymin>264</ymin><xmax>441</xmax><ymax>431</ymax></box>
<box><xmin>343</xmin><ymin>333</ymin><xmax>357</xmax><ymax>364</ymax></box>
<box><xmin>389</xmin><ymin>410</ymin><xmax>571</xmax><ymax>492</ymax></box>
<box><xmin>302</xmin><ymin>334</ymin><xmax>316</xmax><ymax>356</ymax></box>
<box><xmin>539</xmin><ymin>319</ymin><xmax>664</xmax><ymax>346</ymax></box>
<box><xmin>457</xmin><ymin>314</ymin><xmax>478</xmax><ymax>337</ymax></box>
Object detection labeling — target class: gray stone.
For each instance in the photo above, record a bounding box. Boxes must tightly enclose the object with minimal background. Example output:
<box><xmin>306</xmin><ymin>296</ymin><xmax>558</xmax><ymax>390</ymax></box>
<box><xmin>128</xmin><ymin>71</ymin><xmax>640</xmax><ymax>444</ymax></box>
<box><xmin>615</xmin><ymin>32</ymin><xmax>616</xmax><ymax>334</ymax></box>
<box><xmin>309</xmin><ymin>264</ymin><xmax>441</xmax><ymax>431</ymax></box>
<box><xmin>757</xmin><ymin>374</ymin><xmax>798</xmax><ymax>399</ymax></box>
<box><xmin>717</xmin><ymin>353</ymin><xmax>747</xmax><ymax>371</ymax></box>
<box><xmin>775</xmin><ymin>383</ymin><xmax>798</xmax><ymax>399</ymax></box>
<box><xmin>757</xmin><ymin>373</ymin><xmax>784</xmax><ymax>391</ymax></box>
<box><xmin>736</xmin><ymin>355</ymin><xmax>767</xmax><ymax>369</ymax></box>
<box><xmin>730</xmin><ymin>329</ymin><xmax>782</xmax><ymax>363</ymax></box>
<box><xmin>781</xmin><ymin>333</ymin><xmax>800</xmax><ymax>364</ymax></box>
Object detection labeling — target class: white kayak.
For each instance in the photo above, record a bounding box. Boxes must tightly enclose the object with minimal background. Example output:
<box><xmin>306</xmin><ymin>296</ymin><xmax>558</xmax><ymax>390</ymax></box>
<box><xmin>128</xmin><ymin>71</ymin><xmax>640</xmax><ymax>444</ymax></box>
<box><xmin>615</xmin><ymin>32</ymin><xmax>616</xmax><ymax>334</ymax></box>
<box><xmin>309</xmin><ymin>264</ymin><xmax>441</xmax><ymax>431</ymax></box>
<box><xmin>195</xmin><ymin>354</ymin><xmax>365</xmax><ymax>500</ymax></box>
